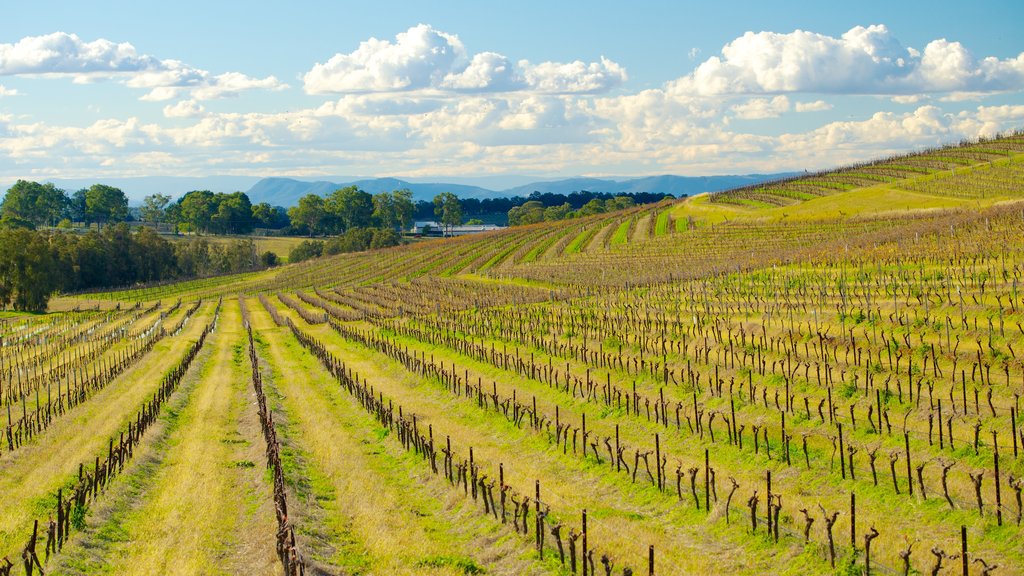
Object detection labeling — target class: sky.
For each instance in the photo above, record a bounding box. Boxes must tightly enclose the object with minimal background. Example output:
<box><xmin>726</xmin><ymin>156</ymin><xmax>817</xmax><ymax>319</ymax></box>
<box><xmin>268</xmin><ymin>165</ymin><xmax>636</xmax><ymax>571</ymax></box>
<box><xmin>1</xmin><ymin>0</ymin><xmax>1023</xmax><ymax>187</ymax></box>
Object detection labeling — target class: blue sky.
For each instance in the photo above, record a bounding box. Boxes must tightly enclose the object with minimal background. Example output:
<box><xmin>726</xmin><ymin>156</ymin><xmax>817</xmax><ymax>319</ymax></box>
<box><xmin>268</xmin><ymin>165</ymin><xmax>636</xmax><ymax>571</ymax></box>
<box><xmin>1</xmin><ymin>0</ymin><xmax>1023</xmax><ymax>186</ymax></box>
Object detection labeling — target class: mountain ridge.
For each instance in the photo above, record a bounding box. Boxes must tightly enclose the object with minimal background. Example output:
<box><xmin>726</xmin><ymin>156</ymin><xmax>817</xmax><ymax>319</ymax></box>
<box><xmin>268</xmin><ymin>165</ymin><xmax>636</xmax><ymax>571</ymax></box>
<box><xmin>245</xmin><ymin>173</ymin><xmax>796</xmax><ymax>206</ymax></box>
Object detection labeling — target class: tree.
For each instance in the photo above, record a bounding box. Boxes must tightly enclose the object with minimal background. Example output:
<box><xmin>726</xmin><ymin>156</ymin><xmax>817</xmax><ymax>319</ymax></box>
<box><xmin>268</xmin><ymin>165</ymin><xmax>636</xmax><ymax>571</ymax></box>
<box><xmin>508</xmin><ymin>201</ymin><xmax>545</xmax><ymax>226</ymax></box>
<box><xmin>372</xmin><ymin>192</ymin><xmax>396</xmax><ymax>230</ymax></box>
<box><xmin>85</xmin><ymin>184</ymin><xmax>128</xmax><ymax>226</ymax></box>
<box><xmin>544</xmin><ymin>202</ymin><xmax>573</xmax><ymax>222</ymax></box>
<box><xmin>288</xmin><ymin>239</ymin><xmax>324</xmax><ymax>262</ymax></box>
<box><xmin>252</xmin><ymin>202</ymin><xmax>289</xmax><ymax>229</ymax></box>
<box><xmin>67</xmin><ymin>189</ymin><xmax>88</xmax><ymax>223</ymax></box>
<box><xmin>140</xmin><ymin>193</ymin><xmax>172</xmax><ymax>224</ymax></box>
<box><xmin>433</xmin><ymin>192</ymin><xmax>463</xmax><ymax>235</ymax></box>
<box><xmin>607</xmin><ymin>195</ymin><xmax>635</xmax><ymax>211</ymax></box>
<box><xmin>287</xmin><ymin>194</ymin><xmax>329</xmax><ymax>236</ymax></box>
<box><xmin>1</xmin><ymin>180</ymin><xmax>68</xmax><ymax>227</ymax></box>
<box><xmin>0</xmin><ymin>228</ymin><xmax>61</xmax><ymax>311</ymax></box>
<box><xmin>328</xmin><ymin>186</ymin><xmax>374</xmax><ymax>232</ymax></box>
<box><xmin>176</xmin><ymin>190</ymin><xmax>216</xmax><ymax>234</ymax></box>
<box><xmin>210</xmin><ymin>192</ymin><xmax>254</xmax><ymax>234</ymax></box>
<box><xmin>392</xmin><ymin>188</ymin><xmax>415</xmax><ymax>231</ymax></box>
<box><xmin>576</xmin><ymin>198</ymin><xmax>607</xmax><ymax>217</ymax></box>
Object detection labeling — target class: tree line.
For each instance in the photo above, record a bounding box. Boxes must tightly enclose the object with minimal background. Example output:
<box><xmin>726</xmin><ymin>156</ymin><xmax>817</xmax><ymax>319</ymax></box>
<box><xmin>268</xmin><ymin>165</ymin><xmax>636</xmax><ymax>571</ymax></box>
<box><xmin>0</xmin><ymin>225</ymin><xmax>272</xmax><ymax>312</ymax></box>
<box><xmin>507</xmin><ymin>191</ymin><xmax>671</xmax><ymax>226</ymax></box>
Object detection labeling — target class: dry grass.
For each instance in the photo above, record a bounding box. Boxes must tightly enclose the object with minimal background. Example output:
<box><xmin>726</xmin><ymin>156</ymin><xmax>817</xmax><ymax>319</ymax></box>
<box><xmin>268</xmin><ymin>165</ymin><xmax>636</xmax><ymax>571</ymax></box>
<box><xmin>249</xmin><ymin>300</ymin><xmax>547</xmax><ymax>575</ymax></box>
<box><xmin>0</xmin><ymin>303</ymin><xmax>217</xmax><ymax>560</ymax></box>
<box><xmin>72</xmin><ymin>299</ymin><xmax>277</xmax><ymax>575</ymax></box>
<box><xmin>282</xmin><ymin>308</ymin><xmax>798</xmax><ymax>575</ymax></box>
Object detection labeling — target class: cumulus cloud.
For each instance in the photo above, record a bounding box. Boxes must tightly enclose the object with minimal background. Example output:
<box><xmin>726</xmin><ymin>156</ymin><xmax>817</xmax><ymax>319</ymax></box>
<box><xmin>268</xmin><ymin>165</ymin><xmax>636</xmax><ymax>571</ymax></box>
<box><xmin>795</xmin><ymin>99</ymin><xmax>832</xmax><ymax>112</ymax></box>
<box><xmin>304</xmin><ymin>24</ymin><xmax>625</xmax><ymax>95</ymax></box>
<box><xmin>731</xmin><ymin>95</ymin><xmax>790</xmax><ymax>119</ymax></box>
<box><xmin>0</xmin><ymin>32</ymin><xmax>286</xmax><ymax>100</ymax></box>
<box><xmin>0</xmin><ymin>85</ymin><xmax>18</xmax><ymax>97</ymax></box>
<box><xmin>162</xmin><ymin>99</ymin><xmax>206</xmax><ymax>119</ymax></box>
<box><xmin>672</xmin><ymin>24</ymin><xmax>1024</xmax><ymax>96</ymax></box>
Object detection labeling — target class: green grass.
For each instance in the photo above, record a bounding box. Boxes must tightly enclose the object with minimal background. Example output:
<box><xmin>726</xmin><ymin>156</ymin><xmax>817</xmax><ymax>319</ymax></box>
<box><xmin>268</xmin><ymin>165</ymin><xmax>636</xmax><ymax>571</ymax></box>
<box><xmin>654</xmin><ymin>208</ymin><xmax>671</xmax><ymax>236</ymax></box>
<box><xmin>610</xmin><ymin>218</ymin><xmax>632</xmax><ymax>245</ymax></box>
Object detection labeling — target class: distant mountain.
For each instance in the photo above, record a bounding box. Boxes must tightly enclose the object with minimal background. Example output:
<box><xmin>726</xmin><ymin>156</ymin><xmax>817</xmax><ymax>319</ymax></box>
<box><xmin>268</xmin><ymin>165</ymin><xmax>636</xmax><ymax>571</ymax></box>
<box><xmin>245</xmin><ymin>173</ymin><xmax>795</xmax><ymax>207</ymax></box>
<box><xmin>502</xmin><ymin>174</ymin><xmax>796</xmax><ymax>198</ymax></box>
<box><xmin>245</xmin><ymin>178</ymin><xmax>345</xmax><ymax>207</ymax></box>
<box><xmin>346</xmin><ymin>178</ymin><xmax>493</xmax><ymax>201</ymax></box>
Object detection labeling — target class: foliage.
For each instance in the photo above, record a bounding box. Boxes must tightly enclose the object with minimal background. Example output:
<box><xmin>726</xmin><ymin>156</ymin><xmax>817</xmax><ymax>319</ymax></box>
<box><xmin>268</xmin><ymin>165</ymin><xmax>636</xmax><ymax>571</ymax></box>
<box><xmin>0</xmin><ymin>224</ymin><xmax>269</xmax><ymax>310</ymax></box>
<box><xmin>84</xmin><ymin>184</ymin><xmax>129</xmax><ymax>225</ymax></box>
<box><xmin>433</xmin><ymin>192</ymin><xmax>463</xmax><ymax>231</ymax></box>
<box><xmin>0</xmin><ymin>180</ymin><xmax>68</xmax><ymax>227</ymax></box>
<box><xmin>0</xmin><ymin>228</ymin><xmax>61</xmax><ymax>311</ymax></box>
<box><xmin>140</xmin><ymin>193</ymin><xmax>171</xmax><ymax>224</ymax></box>
<box><xmin>288</xmin><ymin>239</ymin><xmax>324</xmax><ymax>263</ymax></box>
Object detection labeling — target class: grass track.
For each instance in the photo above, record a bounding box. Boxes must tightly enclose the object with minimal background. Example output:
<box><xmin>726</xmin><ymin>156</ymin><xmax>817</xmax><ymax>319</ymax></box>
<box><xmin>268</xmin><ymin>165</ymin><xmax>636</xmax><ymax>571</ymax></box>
<box><xmin>248</xmin><ymin>300</ymin><xmax>545</xmax><ymax>575</ymax></box>
<box><xmin>0</xmin><ymin>303</ymin><xmax>217</xmax><ymax>560</ymax></box>
<box><xmin>60</xmin><ymin>299</ymin><xmax>277</xmax><ymax>574</ymax></box>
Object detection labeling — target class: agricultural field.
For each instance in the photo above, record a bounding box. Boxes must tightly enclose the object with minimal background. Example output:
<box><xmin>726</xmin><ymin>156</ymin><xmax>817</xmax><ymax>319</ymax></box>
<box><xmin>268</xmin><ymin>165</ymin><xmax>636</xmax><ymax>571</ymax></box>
<box><xmin>5</xmin><ymin>134</ymin><xmax>1024</xmax><ymax>575</ymax></box>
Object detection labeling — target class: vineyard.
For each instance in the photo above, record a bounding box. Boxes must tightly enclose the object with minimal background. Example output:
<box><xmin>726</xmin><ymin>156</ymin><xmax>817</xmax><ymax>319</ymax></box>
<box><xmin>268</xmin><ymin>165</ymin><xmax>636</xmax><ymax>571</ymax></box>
<box><xmin>4</xmin><ymin>134</ymin><xmax>1024</xmax><ymax>575</ymax></box>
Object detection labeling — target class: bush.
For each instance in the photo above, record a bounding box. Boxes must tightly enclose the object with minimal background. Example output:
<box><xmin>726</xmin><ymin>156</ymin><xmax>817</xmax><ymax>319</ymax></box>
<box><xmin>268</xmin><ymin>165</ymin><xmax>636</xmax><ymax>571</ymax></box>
<box><xmin>288</xmin><ymin>240</ymin><xmax>324</xmax><ymax>263</ymax></box>
<box><xmin>260</xmin><ymin>251</ymin><xmax>279</xmax><ymax>267</ymax></box>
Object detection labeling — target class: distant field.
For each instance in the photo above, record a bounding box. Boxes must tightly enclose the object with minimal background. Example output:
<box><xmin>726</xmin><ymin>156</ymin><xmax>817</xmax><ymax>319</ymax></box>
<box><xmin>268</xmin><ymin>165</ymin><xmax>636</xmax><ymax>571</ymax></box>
<box><xmin>164</xmin><ymin>233</ymin><xmax>309</xmax><ymax>262</ymax></box>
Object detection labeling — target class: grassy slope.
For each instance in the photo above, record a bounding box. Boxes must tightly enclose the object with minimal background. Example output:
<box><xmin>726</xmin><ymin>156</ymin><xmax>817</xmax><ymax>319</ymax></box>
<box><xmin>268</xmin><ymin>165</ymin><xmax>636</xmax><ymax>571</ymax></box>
<box><xmin>0</xmin><ymin>303</ymin><xmax>218</xmax><ymax>560</ymax></box>
<box><xmin>672</xmin><ymin>154</ymin><xmax>1024</xmax><ymax>225</ymax></box>
<box><xmin>280</xmin><ymin>305</ymin><xmax>825</xmax><ymax>575</ymax></box>
<box><xmin>60</xmin><ymin>300</ymin><xmax>276</xmax><ymax>575</ymax></box>
<box><xmin>248</xmin><ymin>299</ymin><xmax>544</xmax><ymax>575</ymax></box>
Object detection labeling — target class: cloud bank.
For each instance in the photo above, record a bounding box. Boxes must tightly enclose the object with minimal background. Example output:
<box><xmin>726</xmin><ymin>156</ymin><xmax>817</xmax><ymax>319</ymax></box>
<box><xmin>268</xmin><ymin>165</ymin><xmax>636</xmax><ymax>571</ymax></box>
<box><xmin>0</xmin><ymin>32</ymin><xmax>286</xmax><ymax>100</ymax></box>
<box><xmin>672</xmin><ymin>24</ymin><xmax>1024</xmax><ymax>96</ymax></box>
<box><xmin>303</xmin><ymin>24</ymin><xmax>626</xmax><ymax>95</ymax></box>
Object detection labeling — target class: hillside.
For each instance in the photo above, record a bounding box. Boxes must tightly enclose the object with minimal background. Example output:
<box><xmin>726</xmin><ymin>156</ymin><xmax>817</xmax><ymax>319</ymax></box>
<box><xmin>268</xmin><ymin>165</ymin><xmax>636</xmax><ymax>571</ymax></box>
<box><xmin>11</xmin><ymin>132</ymin><xmax>1024</xmax><ymax>576</ymax></box>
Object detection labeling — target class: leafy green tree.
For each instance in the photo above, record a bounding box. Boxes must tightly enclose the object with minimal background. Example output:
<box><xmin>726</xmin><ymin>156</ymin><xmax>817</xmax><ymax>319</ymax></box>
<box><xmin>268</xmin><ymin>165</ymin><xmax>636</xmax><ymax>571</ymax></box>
<box><xmin>575</xmin><ymin>198</ymin><xmax>606</xmax><ymax>217</ymax></box>
<box><xmin>544</xmin><ymin>202</ymin><xmax>573</xmax><ymax>221</ymax></box>
<box><xmin>372</xmin><ymin>188</ymin><xmax>415</xmax><ymax>231</ymax></box>
<box><xmin>288</xmin><ymin>239</ymin><xmax>324</xmax><ymax>262</ymax></box>
<box><xmin>0</xmin><ymin>228</ymin><xmax>61</xmax><ymax>311</ymax></box>
<box><xmin>140</xmin><ymin>193</ymin><xmax>171</xmax><ymax>224</ymax></box>
<box><xmin>392</xmin><ymin>189</ymin><xmax>415</xmax><ymax>231</ymax></box>
<box><xmin>252</xmin><ymin>202</ymin><xmax>289</xmax><ymax>229</ymax></box>
<box><xmin>370</xmin><ymin>228</ymin><xmax>402</xmax><ymax>249</ymax></box>
<box><xmin>85</xmin><ymin>184</ymin><xmax>128</xmax><ymax>226</ymax></box>
<box><xmin>328</xmin><ymin>186</ymin><xmax>374</xmax><ymax>232</ymax></box>
<box><xmin>210</xmin><ymin>192</ymin><xmax>254</xmax><ymax>234</ymax></box>
<box><xmin>67</xmin><ymin>189</ymin><xmax>88</xmax><ymax>223</ymax></box>
<box><xmin>508</xmin><ymin>201</ymin><xmax>545</xmax><ymax>226</ymax></box>
<box><xmin>607</xmin><ymin>196</ymin><xmax>635</xmax><ymax>211</ymax></box>
<box><xmin>372</xmin><ymin>192</ymin><xmax>396</xmax><ymax>229</ymax></box>
<box><xmin>287</xmin><ymin>194</ymin><xmax>329</xmax><ymax>236</ymax></box>
<box><xmin>1</xmin><ymin>180</ymin><xmax>68</xmax><ymax>227</ymax></box>
<box><xmin>433</xmin><ymin>192</ymin><xmax>463</xmax><ymax>234</ymax></box>
<box><xmin>176</xmin><ymin>190</ymin><xmax>216</xmax><ymax>234</ymax></box>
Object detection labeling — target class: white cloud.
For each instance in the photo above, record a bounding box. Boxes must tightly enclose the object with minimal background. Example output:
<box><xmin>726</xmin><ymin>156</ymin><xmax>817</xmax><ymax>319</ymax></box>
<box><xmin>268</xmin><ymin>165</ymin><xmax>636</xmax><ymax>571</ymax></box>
<box><xmin>0</xmin><ymin>85</ymin><xmax>18</xmax><ymax>97</ymax></box>
<box><xmin>521</xmin><ymin>57</ymin><xmax>626</xmax><ymax>94</ymax></box>
<box><xmin>162</xmin><ymin>99</ymin><xmax>206</xmax><ymax>119</ymax></box>
<box><xmin>892</xmin><ymin>94</ymin><xmax>927</xmax><ymax>104</ymax></box>
<box><xmin>795</xmin><ymin>99</ymin><xmax>832</xmax><ymax>112</ymax></box>
<box><xmin>304</xmin><ymin>24</ymin><xmax>625</xmax><ymax>95</ymax></box>
<box><xmin>0</xmin><ymin>32</ymin><xmax>286</xmax><ymax>100</ymax></box>
<box><xmin>673</xmin><ymin>24</ymin><xmax>1024</xmax><ymax>96</ymax></box>
<box><xmin>442</xmin><ymin>52</ymin><xmax>524</xmax><ymax>92</ymax></box>
<box><xmin>731</xmin><ymin>95</ymin><xmax>790</xmax><ymax>119</ymax></box>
